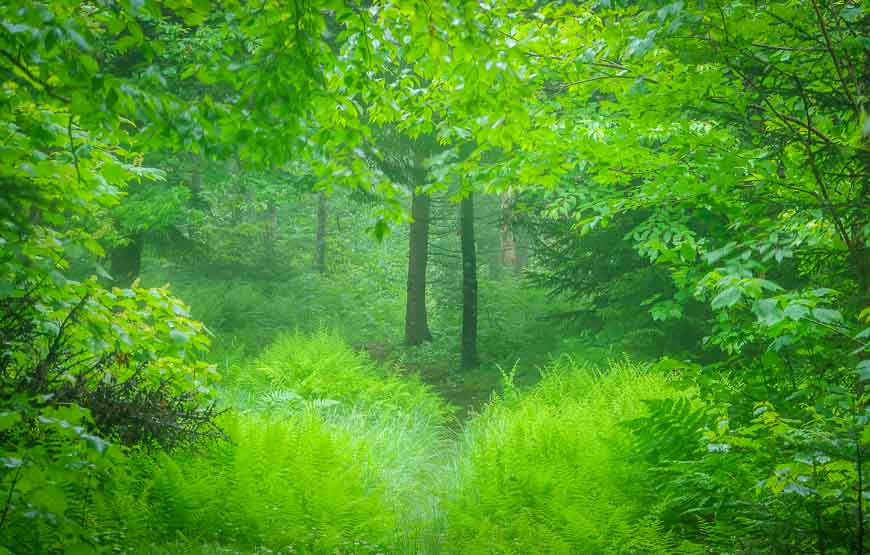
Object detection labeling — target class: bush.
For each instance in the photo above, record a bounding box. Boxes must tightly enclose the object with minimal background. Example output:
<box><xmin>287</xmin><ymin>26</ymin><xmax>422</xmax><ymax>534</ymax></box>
<box><xmin>631</xmin><ymin>365</ymin><xmax>870</xmax><ymax>554</ymax></box>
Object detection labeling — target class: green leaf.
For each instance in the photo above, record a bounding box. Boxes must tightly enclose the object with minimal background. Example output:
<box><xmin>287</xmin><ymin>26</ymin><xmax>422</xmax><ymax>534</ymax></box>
<box><xmin>812</xmin><ymin>308</ymin><xmax>843</xmax><ymax>324</ymax></box>
<box><xmin>32</xmin><ymin>485</ymin><xmax>68</xmax><ymax>513</ymax></box>
<box><xmin>0</xmin><ymin>411</ymin><xmax>22</xmax><ymax>432</ymax></box>
<box><xmin>857</xmin><ymin>360</ymin><xmax>870</xmax><ymax>382</ymax></box>
<box><xmin>79</xmin><ymin>55</ymin><xmax>99</xmax><ymax>75</ymax></box>
<box><xmin>711</xmin><ymin>286</ymin><xmax>741</xmax><ymax>310</ymax></box>
<box><xmin>679</xmin><ymin>242</ymin><xmax>695</xmax><ymax>261</ymax></box>
<box><xmin>169</xmin><ymin>329</ymin><xmax>190</xmax><ymax>344</ymax></box>
<box><xmin>171</xmin><ymin>303</ymin><xmax>190</xmax><ymax>317</ymax></box>
<box><xmin>753</xmin><ymin>299</ymin><xmax>783</xmax><ymax>326</ymax></box>
<box><xmin>94</xmin><ymin>263</ymin><xmax>112</xmax><ymax>280</ymax></box>
<box><xmin>81</xmin><ymin>432</ymin><xmax>110</xmax><ymax>454</ymax></box>
<box><xmin>0</xmin><ymin>456</ymin><xmax>22</xmax><ymax>469</ymax></box>
<box><xmin>783</xmin><ymin>303</ymin><xmax>809</xmax><ymax>321</ymax></box>
<box><xmin>769</xmin><ymin>335</ymin><xmax>794</xmax><ymax>352</ymax></box>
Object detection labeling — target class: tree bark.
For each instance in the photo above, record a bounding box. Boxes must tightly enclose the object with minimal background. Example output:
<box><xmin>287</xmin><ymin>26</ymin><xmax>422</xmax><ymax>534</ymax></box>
<box><xmin>314</xmin><ymin>191</ymin><xmax>327</xmax><ymax>273</ymax></box>
<box><xmin>460</xmin><ymin>193</ymin><xmax>480</xmax><ymax>369</ymax></box>
<box><xmin>188</xmin><ymin>166</ymin><xmax>207</xmax><ymax>210</ymax></box>
<box><xmin>405</xmin><ymin>191</ymin><xmax>433</xmax><ymax>345</ymax></box>
<box><xmin>109</xmin><ymin>233</ymin><xmax>144</xmax><ymax>287</ymax></box>
<box><xmin>500</xmin><ymin>189</ymin><xmax>519</xmax><ymax>273</ymax></box>
<box><xmin>265</xmin><ymin>199</ymin><xmax>278</xmax><ymax>260</ymax></box>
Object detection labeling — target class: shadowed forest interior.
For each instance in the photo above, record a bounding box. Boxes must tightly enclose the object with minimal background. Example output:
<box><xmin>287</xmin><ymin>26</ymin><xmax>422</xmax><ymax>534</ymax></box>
<box><xmin>1</xmin><ymin>1</ymin><xmax>868</xmax><ymax>553</ymax></box>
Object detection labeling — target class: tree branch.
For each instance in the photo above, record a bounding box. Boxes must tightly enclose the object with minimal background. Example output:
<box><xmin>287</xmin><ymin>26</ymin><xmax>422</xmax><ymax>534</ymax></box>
<box><xmin>809</xmin><ymin>0</ymin><xmax>860</xmax><ymax>115</ymax></box>
<box><xmin>0</xmin><ymin>49</ymin><xmax>70</xmax><ymax>104</ymax></box>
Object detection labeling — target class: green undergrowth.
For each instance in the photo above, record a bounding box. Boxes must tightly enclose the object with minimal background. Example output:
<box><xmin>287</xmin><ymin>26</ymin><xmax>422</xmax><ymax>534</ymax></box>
<box><xmin>97</xmin><ymin>330</ymin><xmax>452</xmax><ymax>553</ymax></box>
<box><xmin>140</xmin><ymin>263</ymin><xmax>407</xmax><ymax>369</ymax></box>
<box><xmin>222</xmin><ymin>329</ymin><xmax>452</xmax><ymax>425</ymax></box>
<box><xmin>59</xmin><ymin>334</ymin><xmax>700</xmax><ymax>553</ymax></box>
<box><xmin>111</xmin><ymin>412</ymin><xmax>399</xmax><ymax>553</ymax></box>
<box><xmin>444</xmin><ymin>357</ymin><xmax>700</xmax><ymax>554</ymax></box>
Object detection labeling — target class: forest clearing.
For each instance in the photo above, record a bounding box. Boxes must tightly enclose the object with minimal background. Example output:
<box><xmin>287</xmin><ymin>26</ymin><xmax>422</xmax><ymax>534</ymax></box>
<box><xmin>1</xmin><ymin>1</ymin><xmax>868</xmax><ymax>553</ymax></box>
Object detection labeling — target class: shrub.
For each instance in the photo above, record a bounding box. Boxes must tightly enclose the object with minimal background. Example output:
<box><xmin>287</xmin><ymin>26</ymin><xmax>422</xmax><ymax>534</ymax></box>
<box><xmin>631</xmin><ymin>366</ymin><xmax>870</xmax><ymax>553</ymax></box>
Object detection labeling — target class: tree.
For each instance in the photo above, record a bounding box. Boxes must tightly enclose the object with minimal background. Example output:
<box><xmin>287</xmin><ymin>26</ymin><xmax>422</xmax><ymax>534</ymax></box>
<box><xmin>460</xmin><ymin>193</ymin><xmax>480</xmax><ymax>369</ymax></box>
<box><xmin>475</xmin><ymin>1</ymin><xmax>869</xmax><ymax>550</ymax></box>
<box><xmin>108</xmin><ymin>233</ymin><xmax>145</xmax><ymax>286</ymax></box>
<box><xmin>314</xmin><ymin>190</ymin><xmax>327</xmax><ymax>273</ymax></box>
<box><xmin>405</xmin><ymin>189</ymin><xmax>433</xmax><ymax>345</ymax></box>
<box><xmin>499</xmin><ymin>189</ymin><xmax>520</xmax><ymax>273</ymax></box>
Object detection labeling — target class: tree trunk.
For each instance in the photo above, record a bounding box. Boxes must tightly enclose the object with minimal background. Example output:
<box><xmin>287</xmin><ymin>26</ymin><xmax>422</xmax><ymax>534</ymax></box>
<box><xmin>500</xmin><ymin>189</ymin><xmax>519</xmax><ymax>273</ymax></box>
<box><xmin>265</xmin><ymin>199</ymin><xmax>278</xmax><ymax>260</ymax></box>
<box><xmin>109</xmin><ymin>233</ymin><xmax>144</xmax><ymax>287</ymax></box>
<box><xmin>189</xmin><ymin>166</ymin><xmax>207</xmax><ymax>210</ymax></box>
<box><xmin>229</xmin><ymin>157</ymin><xmax>244</xmax><ymax>225</ymax></box>
<box><xmin>460</xmin><ymin>193</ymin><xmax>479</xmax><ymax>369</ymax></box>
<box><xmin>405</xmin><ymin>191</ymin><xmax>433</xmax><ymax>345</ymax></box>
<box><xmin>314</xmin><ymin>191</ymin><xmax>327</xmax><ymax>273</ymax></box>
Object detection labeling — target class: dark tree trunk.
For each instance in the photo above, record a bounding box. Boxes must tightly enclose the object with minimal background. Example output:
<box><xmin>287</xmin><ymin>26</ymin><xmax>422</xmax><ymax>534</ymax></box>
<box><xmin>110</xmin><ymin>233</ymin><xmax>144</xmax><ymax>287</ymax></box>
<box><xmin>314</xmin><ymin>191</ymin><xmax>327</xmax><ymax>273</ymax></box>
<box><xmin>460</xmin><ymin>193</ymin><xmax>479</xmax><ymax>369</ymax></box>
<box><xmin>189</xmin><ymin>166</ymin><xmax>208</xmax><ymax>210</ymax></box>
<box><xmin>405</xmin><ymin>191</ymin><xmax>432</xmax><ymax>345</ymax></box>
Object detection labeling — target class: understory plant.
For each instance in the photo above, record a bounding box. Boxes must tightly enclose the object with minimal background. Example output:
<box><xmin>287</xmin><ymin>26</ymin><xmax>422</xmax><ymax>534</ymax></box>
<box><xmin>443</xmin><ymin>358</ymin><xmax>698</xmax><ymax>554</ymax></box>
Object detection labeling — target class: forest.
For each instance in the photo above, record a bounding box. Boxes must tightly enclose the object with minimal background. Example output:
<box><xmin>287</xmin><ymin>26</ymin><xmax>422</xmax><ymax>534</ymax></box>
<box><xmin>0</xmin><ymin>0</ymin><xmax>868</xmax><ymax>553</ymax></box>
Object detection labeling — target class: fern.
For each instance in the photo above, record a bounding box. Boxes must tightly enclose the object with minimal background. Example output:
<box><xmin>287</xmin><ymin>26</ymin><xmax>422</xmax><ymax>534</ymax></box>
<box><xmin>444</xmin><ymin>359</ymin><xmax>681</xmax><ymax>553</ymax></box>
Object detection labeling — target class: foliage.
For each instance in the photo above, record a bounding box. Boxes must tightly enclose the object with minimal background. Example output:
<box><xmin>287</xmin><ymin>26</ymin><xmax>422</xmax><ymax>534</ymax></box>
<box><xmin>2</xmin><ymin>0</ymin><xmax>867</xmax><ymax>552</ymax></box>
<box><xmin>119</xmin><ymin>412</ymin><xmax>399</xmax><ymax>554</ymax></box>
<box><xmin>88</xmin><ymin>331</ymin><xmax>452</xmax><ymax>554</ymax></box>
<box><xmin>226</xmin><ymin>329</ymin><xmax>450</xmax><ymax>425</ymax></box>
<box><xmin>0</xmin><ymin>402</ymin><xmax>123</xmax><ymax>554</ymax></box>
<box><xmin>0</xmin><ymin>2</ymin><xmax>225</xmax><ymax>550</ymax></box>
<box><xmin>444</xmin><ymin>359</ymin><xmax>694</xmax><ymax>554</ymax></box>
<box><xmin>518</xmin><ymin>195</ymin><xmax>709</xmax><ymax>359</ymax></box>
<box><xmin>632</xmin><ymin>361</ymin><xmax>869</xmax><ymax>553</ymax></box>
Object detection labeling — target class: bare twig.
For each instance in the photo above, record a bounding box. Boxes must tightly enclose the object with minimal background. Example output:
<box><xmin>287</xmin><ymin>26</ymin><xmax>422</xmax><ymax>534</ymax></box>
<box><xmin>548</xmin><ymin>73</ymin><xmax>659</xmax><ymax>91</ymax></box>
<box><xmin>0</xmin><ymin>467</ymin><xmax>22</xmax><ymax>531</ymax></box>
<box><xmin>751</xmin><ymin>43</ymin><xmax>824</xmax><ymax>52</ymax></box>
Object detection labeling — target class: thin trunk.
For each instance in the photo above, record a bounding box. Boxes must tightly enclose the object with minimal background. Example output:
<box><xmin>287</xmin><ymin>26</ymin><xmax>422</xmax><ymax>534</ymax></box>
<box><xmin>229</xmin><ymin>157</ymin><xmax>243</xmax><ymax>224</ymax></box>
<box><xmin>265</xmin><ymin>199</ymin><xmax>278</xmax><ymax>260</ymax></box>
<box><xmin>189</xmin><ymin>166</ymin><xmax>207</xmax><ymax>210</ymax></box>
<box><xmin>460</xmin><ymin>193</ymin><xmax>479</xmax><ymax>369</ymax></box>
<box><xmin>314</xmin><ymin>191</ymin><xmax>327</xmax><ymax>273</ymax></box>
<box><xmin>404</xmin><ymin>191</ymin><xmax>432</xmax><ymax>345</ymax></box>
<box><xmin>500</xmin><ymin>189</ymin><xmax>519</xmax><ymax>273</ymax></box>
<box><xmin>109</xmin><ymin>233</ymin><xmax>144</xmax><ymax>287</ymax></box>
<box><xmin>857</xmin><ymin>425</ymin><xmax>865</xmax><ymax>554</ymax></box>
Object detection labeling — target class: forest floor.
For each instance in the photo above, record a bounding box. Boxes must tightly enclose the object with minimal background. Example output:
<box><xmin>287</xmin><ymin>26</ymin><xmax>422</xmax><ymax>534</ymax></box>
<box><xmin>374</xmin><ymin>349</ymin><xmax>543</xmax><ymax>422</ymax></box>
